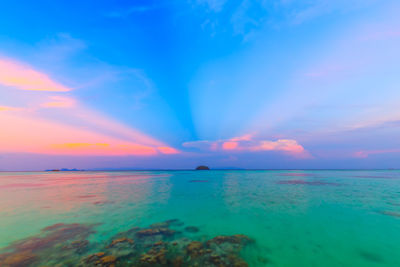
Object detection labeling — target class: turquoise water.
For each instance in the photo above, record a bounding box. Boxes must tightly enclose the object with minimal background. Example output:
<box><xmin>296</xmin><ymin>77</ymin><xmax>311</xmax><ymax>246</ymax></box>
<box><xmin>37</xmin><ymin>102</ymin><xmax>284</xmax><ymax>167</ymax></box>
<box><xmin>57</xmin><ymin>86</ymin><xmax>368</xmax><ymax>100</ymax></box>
<box><xmin>1</xmin><ymin>170</ymin><xmax>400</xmax><ymax>266</ymax></box>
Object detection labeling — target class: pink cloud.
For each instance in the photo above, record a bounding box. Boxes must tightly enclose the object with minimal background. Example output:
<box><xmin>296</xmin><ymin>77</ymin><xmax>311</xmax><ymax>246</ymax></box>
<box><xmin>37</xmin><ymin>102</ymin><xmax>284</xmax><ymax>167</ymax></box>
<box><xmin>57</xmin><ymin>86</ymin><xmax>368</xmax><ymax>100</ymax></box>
<box><xmin>222</xmin><ymin>141</ymin><xmax>238</xmax><ymax>150</ymax></box>
<box><xmin>40</xmin><ymin>96</ymin><xmax>76</xmax><ymax>108</ymax></box>
<box><xmin>353</xmin><ymin>149</ymin><xmax>400</xmax><ymax>158</ymax></box>
<box><xmin>157</xmin><ymin>146</ymin><xmax>180</xmax><ymax>154</ymax></box>
<box><xmin>0</xmin><ymin>58</ymin><xmax>71</xmax><ymax>91</ymax></box>
<box><xmin>0</xmin><ymin>55</ymin><xmax>180</xmax><ymax>158</ymax></box>
<box><xmin>230</xmin><ymin>134</ymin><xmax>252</xmax><ymax>141</ymax></box>
<box><xmin>183</xmin><ymin>134</ymin><xmax>311</xmax><ymax>158</ymax></box>
<box><xmin>0</xmin><ymin>108</ymin><xmax>179</xmax><ymax>156</ymax></box>
<box><xmin>252</xmin><ymin>139</ymin><xmax>305</xmax><ymax>154</ymax></box>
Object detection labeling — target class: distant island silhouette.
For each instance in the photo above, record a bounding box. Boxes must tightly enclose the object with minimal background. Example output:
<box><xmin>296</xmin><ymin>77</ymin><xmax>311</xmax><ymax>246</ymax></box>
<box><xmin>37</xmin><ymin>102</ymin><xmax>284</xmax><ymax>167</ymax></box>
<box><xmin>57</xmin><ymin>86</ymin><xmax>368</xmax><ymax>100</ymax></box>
<box><xmin>195</xmin><ymin>165</ymin><xmax>210</xmax><ymax>170</ymax></box>
<box><xmin>46</xmin><ymin>168</ymin><xmax>83</xmax><ymax>172</ymax></box>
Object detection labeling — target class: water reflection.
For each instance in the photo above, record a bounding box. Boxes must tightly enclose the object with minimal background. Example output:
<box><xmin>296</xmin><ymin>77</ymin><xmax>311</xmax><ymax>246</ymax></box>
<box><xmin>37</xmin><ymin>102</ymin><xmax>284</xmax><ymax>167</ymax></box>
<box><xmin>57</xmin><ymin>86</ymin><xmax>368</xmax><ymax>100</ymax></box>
<box><xmin>1</xmin><ymin>170</ymin><xmax>400</xmax><ymax>266</ymax></box>
<box><xmin>0</xmin><ymin>171</ymin><xmax>172</xmax><ymax>247</ymax></box>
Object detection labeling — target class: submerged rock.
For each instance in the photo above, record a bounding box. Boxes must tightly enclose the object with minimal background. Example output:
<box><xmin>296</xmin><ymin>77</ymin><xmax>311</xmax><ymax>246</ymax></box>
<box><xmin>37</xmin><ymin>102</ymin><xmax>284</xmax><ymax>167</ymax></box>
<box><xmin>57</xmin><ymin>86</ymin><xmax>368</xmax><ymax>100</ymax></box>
<box><xmin>210</xmin><ymin>253</ymin><xmax>222</xmax><ymax>264</ymax></box>
<box><xmin>150</xmin><ymin>219</ymin><xmax>184</xmax><ymax>229</ymax></box>
<box><xmin>107</xmin><ymin>237</ymin><xmax>134</xmax><ymax>248</ymax></box>
<box><xmin>153</xmin><ymin>241</ymin><xmax>164</xmax><ymax>247</ymax></box>
<box><xmin>207</xmin><ymin>234</ymin><xmax>252</xmax><ymax>245</ymax></box>
<box><xmin>81</xmin><ymin>252</ymin><xmax>105</xmax><ymax>264</ymax></box>
<box><xmin>184</xmin><ymin>226</ymin><xmax>199</xmax><ymax>233</ymax></box>
<box><xmin>140</xmin><ymin>246</ymin><xmax>167</xmax><ymax>265</ymax></box>
<box><xmin>186</xmin><ymin>241</ymin><xmax>203</xmax><ymax>257</ymax></box>
<box><xmin>42</xmin><ymin>223</ymin><xmax>67</xmax><ymax>231</ymax></box>
<box><xmin>172</xmin><ymin>256</ymin><xmax>184</xmax><ymax>267</ymax></box>
<box><xmin>1</xmin><ymin>251</ymin><xmax>37</xmax><ymax>266</ymax></box>
<box><xmin>0</xmin><ymin>223</ymin><xmax>96</xmax><ymax>267</ymax></box>
<box><xmin>64</xmin><ymin>240</ymin><xmax>89</xmax><ymax>254</ymax></box>
<box><xmin>150</xmin><ymin>222</ymin><xmax>170</xmax><ymax>228</ymax></box>
<box><xmin>81</xmin><ymin>252</ymin><xmax>117</xmax><ymax>266</ymax></box>
<box><xmin>100</xmin><ymin>255</ymin><xmax>117</xmax><ymax>264</ymax></box>
<box><xmin>136</xmin><ymin>228</ymin><xmax>176</xmax><ymax>238</ymax></box>
<box><xmin>107</xmin><ymin>237</ymin><xmax>136</xmax><ymax>258</ymax></box>
<box><xmin>0</xmin><ymin>220</ymin><xmax>253</xmax><ymax>267</ymax></box>
<box><xmin>378</xmin><ymin>210</ymin><xmax>400</xmax><ymax>218</ymax></box>
<box><xmin>165</xmin><ymin>219</ymin><xmax>182</xmax><ymax>226</ymax></box>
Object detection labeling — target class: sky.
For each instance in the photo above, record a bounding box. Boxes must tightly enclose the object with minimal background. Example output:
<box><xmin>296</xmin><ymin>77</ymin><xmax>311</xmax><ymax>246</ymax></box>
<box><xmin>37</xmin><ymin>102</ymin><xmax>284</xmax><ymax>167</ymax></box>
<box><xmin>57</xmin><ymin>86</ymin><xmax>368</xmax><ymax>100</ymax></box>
<box><xmin>0</xmin><ymin>0</ymin><xmax>400</xmax><ymax>170</ymax></box>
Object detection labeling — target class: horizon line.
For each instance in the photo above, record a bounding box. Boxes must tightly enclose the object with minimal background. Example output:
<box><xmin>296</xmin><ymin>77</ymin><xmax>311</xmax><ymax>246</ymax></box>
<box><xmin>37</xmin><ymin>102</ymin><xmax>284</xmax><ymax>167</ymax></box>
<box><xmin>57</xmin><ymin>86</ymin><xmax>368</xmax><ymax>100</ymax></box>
<box><xmin>0</xmin><ymin>168</ymin><xmax>399</xmax><ymax>172</ymax></box>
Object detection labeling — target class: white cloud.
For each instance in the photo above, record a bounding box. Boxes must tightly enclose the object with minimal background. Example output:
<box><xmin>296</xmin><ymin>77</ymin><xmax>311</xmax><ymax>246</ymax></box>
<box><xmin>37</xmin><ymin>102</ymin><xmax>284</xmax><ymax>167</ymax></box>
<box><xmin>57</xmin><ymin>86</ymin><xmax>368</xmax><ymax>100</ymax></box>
<box><xmin>183</xmin><ymin>134</ymin><xmax>311</xmax><ymax>158</ymax></box>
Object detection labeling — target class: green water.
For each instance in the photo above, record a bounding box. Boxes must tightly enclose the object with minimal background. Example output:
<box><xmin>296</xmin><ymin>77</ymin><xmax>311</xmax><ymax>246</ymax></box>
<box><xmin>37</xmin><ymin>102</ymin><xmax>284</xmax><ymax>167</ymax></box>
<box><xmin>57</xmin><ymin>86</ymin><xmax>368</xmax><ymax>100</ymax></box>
<box><xmin>1</xmin><ymin>170</ymin><xmax>400</xmax><ymax>266</ymax></box>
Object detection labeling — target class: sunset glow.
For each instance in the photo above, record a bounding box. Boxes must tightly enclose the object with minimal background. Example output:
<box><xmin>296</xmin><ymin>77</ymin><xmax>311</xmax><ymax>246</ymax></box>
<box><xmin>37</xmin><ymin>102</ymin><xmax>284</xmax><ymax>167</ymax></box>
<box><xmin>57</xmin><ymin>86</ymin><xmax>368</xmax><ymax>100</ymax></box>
<box><xmin>1</xmin><ymin>3</ymin><xmax>400</xmax><ymax>267</ymax></box>
<box><xmin>0</xmin><ymin>0</ymin><xmax>399</xmax><ymax>170</ymax></box>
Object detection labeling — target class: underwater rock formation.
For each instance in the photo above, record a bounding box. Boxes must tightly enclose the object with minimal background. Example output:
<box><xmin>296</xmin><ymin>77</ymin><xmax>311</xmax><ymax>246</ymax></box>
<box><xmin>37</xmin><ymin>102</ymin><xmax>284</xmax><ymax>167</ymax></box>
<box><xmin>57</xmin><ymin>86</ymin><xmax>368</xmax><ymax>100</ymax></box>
<box><xmin>0</xmin><ymin>219</ymin><xmax>253</xmax><ymax>267</ymax></box>
<box><xmin>107</xmin><ymin>238</ymin><xmax>134</xmax><ymax>248</ymax></box>
<box><xmin>0</xmin><ymin>223</ymin><xmax>95</xmax><ymax>266</ymax></box>
<box><xmin>136</xmin><ymin>228</ymin><xmax>176</xmax><ymax>238</ymax></box>
<box><xmin>186</xmin><ymin>241</ymin><xmax>203</xmax><ymax>257</ymax></box>
<box><xmin>1</xmin><ymin>251</ymin><xmax>37</xmax><ymax>266</ymax></box>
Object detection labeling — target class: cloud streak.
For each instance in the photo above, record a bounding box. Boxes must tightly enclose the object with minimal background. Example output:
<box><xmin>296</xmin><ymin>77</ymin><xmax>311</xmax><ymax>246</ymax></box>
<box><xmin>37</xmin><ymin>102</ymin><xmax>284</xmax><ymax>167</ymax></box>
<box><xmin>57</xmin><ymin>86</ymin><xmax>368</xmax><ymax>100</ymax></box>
<box><xmin>40</xmin><ymin>96</ymin><xmax>76</xmax><ymax>108</ymax></box>
<box><xmin>0</xmin><ymin>58</ymin><xmax>71</xmax><ymax>92</ymax></box>
<box><xmin>0</xmin><ymin>111</ymin><xmax>179</xmax><ymax>156</ymax></box>
<box><xmin>0</xmin><ymin>54</ymin><xmax>180</xmax><ymax>157</ymax></box>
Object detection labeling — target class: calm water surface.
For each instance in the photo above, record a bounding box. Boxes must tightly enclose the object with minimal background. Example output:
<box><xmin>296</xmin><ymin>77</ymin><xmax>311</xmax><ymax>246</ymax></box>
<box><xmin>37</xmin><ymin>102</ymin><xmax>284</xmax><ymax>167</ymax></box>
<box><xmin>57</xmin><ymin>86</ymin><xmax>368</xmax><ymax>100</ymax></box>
<box><xmin>1</xmin><ymin>170</ymin><xmax>400</xmax><ymax>266</ymax></box>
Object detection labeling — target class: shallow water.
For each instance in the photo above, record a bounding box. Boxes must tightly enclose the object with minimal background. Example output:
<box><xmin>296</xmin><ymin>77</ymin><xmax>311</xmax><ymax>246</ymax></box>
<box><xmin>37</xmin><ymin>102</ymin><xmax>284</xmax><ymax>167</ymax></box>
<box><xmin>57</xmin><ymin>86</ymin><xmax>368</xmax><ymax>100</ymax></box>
<box><xmin>1</xmin><ymin>170</ymin><xmax>400</xmax><ymax>266</ymax></box>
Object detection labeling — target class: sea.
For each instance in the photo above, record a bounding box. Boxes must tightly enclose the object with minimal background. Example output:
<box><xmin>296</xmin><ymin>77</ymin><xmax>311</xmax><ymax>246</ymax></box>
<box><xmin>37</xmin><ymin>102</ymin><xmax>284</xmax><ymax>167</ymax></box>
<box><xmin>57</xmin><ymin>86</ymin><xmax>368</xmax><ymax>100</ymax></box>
<box><xmin>1</xmin><ymin>170</ymin><xmax>399</xmax><ymax>266</ymax></box>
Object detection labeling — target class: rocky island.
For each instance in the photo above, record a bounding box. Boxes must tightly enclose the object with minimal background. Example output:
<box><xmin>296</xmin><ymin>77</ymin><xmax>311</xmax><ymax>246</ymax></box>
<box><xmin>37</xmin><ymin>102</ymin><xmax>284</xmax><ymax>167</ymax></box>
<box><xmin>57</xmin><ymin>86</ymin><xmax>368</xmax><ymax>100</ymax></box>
<box><xmin>195</xmin><ymin>165</ymin><xmax>210</xmax><ymax>170</ymax></box>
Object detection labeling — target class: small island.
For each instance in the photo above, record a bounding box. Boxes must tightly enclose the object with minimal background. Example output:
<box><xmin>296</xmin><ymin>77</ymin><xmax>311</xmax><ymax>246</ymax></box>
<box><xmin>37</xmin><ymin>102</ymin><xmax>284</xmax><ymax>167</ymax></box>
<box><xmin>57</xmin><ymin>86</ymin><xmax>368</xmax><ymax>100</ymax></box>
<box><xmin>195</xmin><ymin>165</ymin><xmax>210</xmax><ymax>170</ymax></box>
<box><xmin>45</xmin><ymin>168</ymin><xmax>83</xmax><ymax>172</ymax></box>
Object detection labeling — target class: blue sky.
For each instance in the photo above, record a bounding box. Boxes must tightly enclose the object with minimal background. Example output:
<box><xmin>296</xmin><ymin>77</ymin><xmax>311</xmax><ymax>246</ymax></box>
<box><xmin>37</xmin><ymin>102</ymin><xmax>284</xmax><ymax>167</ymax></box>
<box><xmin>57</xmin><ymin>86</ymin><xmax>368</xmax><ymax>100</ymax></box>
<box><xmin>0</xmin><ymin>0</ymin><xmax>400</xmax><ymax>170</ymax></box>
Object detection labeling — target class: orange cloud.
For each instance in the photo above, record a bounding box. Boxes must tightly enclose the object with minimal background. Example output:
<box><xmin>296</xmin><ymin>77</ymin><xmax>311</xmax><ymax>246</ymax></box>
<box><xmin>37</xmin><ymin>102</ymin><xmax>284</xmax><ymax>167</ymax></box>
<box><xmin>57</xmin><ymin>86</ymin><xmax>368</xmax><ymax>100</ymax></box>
<box><xmin>0</xmin><ymin>56</ymin><xmax>179</xmax><ymax>158</ymax></box>
<box><xmin>0</xmin><ymin>106</ymin><xmax>22</xmax><ymax>112</ymax></box>
<box><xmin>0</xmin><ymin>58</ymin><xmax>71</xmax><ymax>91</ymax></box>
<box><xmin>40</xmin><ymin>96</ymin><xmax>76</xmax><ymax>108</ymax></box>
<box><xmin>55</xmin><ymin>143</ymin><xmax>110</xmax><ymax>148</ymax></box>
<box><xmin>50</xmin><ymin>142</ymin><xmax>157</xmax><ymax>156</ymax></box>
<box><xmin>183</xmin><ymin>134</ymin><xmax>310</xmax><ymax>158</ymax></box>
<box><xmin>0</xmin><ymin>111</ymin><xmax>178</xmax><ymax>156</ymax></box>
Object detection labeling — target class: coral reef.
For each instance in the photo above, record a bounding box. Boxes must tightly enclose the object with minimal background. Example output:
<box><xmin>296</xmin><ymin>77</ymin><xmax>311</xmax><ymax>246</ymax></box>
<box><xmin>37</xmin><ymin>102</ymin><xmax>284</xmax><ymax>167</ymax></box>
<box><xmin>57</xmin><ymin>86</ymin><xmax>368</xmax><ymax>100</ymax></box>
<box><xmin>0</xmin><ymin>219</ymin><xmax>253</xmax><ymax>267</ymax></box>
